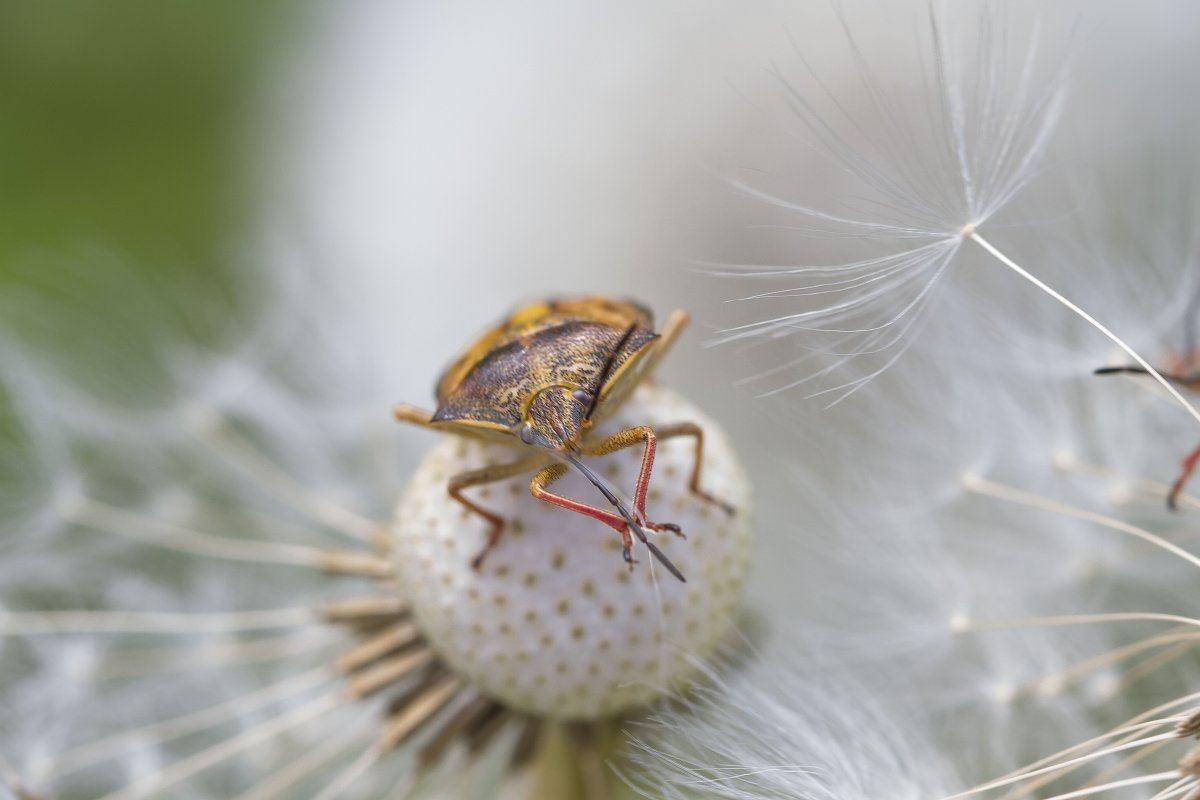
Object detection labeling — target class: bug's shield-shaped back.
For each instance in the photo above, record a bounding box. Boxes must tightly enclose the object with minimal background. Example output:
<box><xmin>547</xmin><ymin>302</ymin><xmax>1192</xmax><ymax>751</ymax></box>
<box><xmin>430</xmin><ymin>298</ymin><xmax>660</xmax><ymax>441</ymax></box>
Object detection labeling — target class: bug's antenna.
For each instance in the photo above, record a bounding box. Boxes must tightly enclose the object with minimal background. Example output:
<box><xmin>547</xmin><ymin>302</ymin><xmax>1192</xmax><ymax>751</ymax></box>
<box><xmin>1097</xmin><ymin>267</ymin><xmax>1200</xmax><ymax>384</ymax></box>
<box><xmin>564</xmin><ymin>454</ymin><xmax>686</xmax><ymax>582</ymax></box>
<box><xmin>1094</xmin><ymin>365</ymin><xmax>1195</xmax><ymax>384</ymax></box>
<box><xmin>1093</xmin><ymin>366</ymin><xmax>1151</xmax><ymax>377</ymax></box>
<box><xmin>583</xmin><ymin>322</ymin><xmax>641</xmax><ymax>421</ymax></box>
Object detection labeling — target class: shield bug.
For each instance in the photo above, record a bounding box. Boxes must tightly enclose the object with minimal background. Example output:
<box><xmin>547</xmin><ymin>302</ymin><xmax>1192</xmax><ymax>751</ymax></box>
<box><xmin>393</xmin><ymin>297</ymin><xmax>735</xmax><ymax>582</ymax></box>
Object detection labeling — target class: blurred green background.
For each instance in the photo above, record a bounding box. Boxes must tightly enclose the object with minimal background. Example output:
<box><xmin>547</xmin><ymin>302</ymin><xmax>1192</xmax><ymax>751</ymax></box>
<box><xmin>0</xmin><ymin>2</ymin><xmax>301</xmax><ymax>419</ymax></box>
<box><xmin>0</xmin><ymin>2</ymin><xmax>288</xmax><ymax>274</ymax></box>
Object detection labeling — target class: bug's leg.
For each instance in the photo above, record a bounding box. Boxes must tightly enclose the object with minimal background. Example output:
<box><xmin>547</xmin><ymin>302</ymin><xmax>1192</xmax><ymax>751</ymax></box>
<box><xmin>578</xmin><ymin>426</ymin><xmax>685</xmax><ymax>538</ymax></box>
<box><xmin>529</xmin><ymin>463</ymin><xmax>639</xmax><ymax>566</ymax></box>
<box><xmin>393</xmin><ymin>404</ymin><xmax>438</xmax><ymax>429</ymax></box>
<box><xmin>647</xmin><ymin>422</ymin><xmax>737</xmax><ymax>517</ymax></box>
<box><xmin>1168</xmin><ymin>442</ymin><xmax>1200</xmax><ymax>511</ymax></box>
<box><xmin>447</xmin><ymin>455</ymin><xmax>549</xmax><ymax>570</ymax></box>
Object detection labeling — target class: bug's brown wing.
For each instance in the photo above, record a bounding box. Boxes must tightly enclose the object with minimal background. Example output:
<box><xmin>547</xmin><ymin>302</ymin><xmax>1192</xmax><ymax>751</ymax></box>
<box><xmin>434</xmin><ymin>297</ymin><xmax>655</xmax><ymax>404</ymax></box>
<box><xmin>432</xmin><ymin>319</ymin><xmax>656</xmax><ymax>429</ymax></box>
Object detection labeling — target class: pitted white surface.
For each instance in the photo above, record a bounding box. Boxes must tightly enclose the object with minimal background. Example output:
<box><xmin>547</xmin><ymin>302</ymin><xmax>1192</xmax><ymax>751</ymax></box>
<box><xmin>392</xmin><ymin>384</ymin><xmax>753</xmax><ymax>719</ymax></box>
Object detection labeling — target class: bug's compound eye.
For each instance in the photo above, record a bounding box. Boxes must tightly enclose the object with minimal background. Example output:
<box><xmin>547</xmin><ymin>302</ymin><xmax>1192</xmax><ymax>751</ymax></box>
<box><xmin>571</xmin><ymin>388</ymin><xmax>594</xmax><ymax>408</ymax></box>
<box><xmin>518</xmin><ymin>422</ymin><xmax>537</xmax><ymax>445</ymax></box>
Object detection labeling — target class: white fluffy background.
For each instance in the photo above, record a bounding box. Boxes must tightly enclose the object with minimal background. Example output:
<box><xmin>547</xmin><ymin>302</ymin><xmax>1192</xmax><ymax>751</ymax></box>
<box><xmin>5</xmin><ymin>1</ymin><xmax>1200</xmax><ymax>798</ymax></box>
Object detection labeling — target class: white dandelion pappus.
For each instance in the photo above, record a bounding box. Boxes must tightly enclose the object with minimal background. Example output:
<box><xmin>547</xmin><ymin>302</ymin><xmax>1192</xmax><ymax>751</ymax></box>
<box><xmin>716</xmin><ymin>3</ymin><xmax>1200</xmax><ymax>426</ymax></box>
<box><xmin>624</xmin><ymin>654</ymin><xmax>956</xmax><ymax>800</ymax></box>
<box><xmin>630</xmin><ymin>6</ymin><xmax>1200</xmax><ymax>796</ymax></box>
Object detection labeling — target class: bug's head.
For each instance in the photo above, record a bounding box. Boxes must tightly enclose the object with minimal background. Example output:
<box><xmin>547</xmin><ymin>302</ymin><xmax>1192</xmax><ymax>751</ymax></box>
<box><xmin>517</xmin><ymin>385</ymin><xmax>593</xmax><ymax>451</ymax></box>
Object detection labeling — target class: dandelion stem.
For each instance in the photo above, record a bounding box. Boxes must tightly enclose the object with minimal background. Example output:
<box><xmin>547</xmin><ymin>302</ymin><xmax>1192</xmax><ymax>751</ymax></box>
<box><xmin>1038</xmin><ymin>771</ymin><xmax>1179</xmax><ymax>800</ymax></box>
<box><xmin>1079</xmin><ymin>739</ymin><xmax>1176</xmax><ymax>796</ymax></box>
<box><xmin>95</xmin><ymin>630</ymin><xmax>337</xmax><ymax>679</ymax></box>
<box><xmin>334</xmin><ymin>622</ymin><xmax>420</xmax><ymax>673</ymax></box>
<box><xmin>41</xmin><ymin>666</ymin><xmax>335</xmax><ymax>781</ymax></box>
<box><xmin>963</xmin><ymin>475</ymin><xmax>1200</xmax><ymax>571</ymax></box>
<box><xmin>185</xmin><ymin>406</ymin><xmax>378</xmax><ymax>543</ymax></box>
<box><xmin>956</xmin><ymin>611</ymin><xmax>1200</xmax><ymax>636</ymax></box>
<box><xmin>1006</xmin><ymin>739</ymin><xmax>1173</xmax><ymax>800</ymax></box>
<box><xmin>310</xmin><ymin>747</ymin><xmax>385</xmax><ymax>800</ymax></box>
<box><xmin>378</xmin><ymin>675</ymin><xmax>465</xmax><ymax>751</ymax></box>
<box><xmin>965</xmin><ymin>230</ymin><xmax>1200</xmax><ymax>426</ymax></box>
<box><xmin>991</xmin><ymin>715</ymin><xmax>1186</xmax><ymax>800</ymax></box>
<box><xmin>1115</xmin><ymin>640</ymin><xmax>1197</xmax><ymax>694</ymax></box>
<box><xmin>234</xmin><ymin>715</ymin><xmax>373</xmax><ymax>800</ymax></box>
<box><xmin>941</xmin><ymin>735</ymin><xmax>1179</xmax><ymax>799</ymax></box>
<box><xmin>1015</xmin><ymin>629</ymin><xmax>1200</xmax><ymax>699</ymax></box>
<box><xmin>0</xmin><ymin>607</ymin><xmax>318</xmax><ymax>636</ymax></box>
<box><xmin>95</xmin><ymin>690</ymin><xmax>342</xmax><ymax>800</ymax></box>
<box><xmin>1150</xmin><ymin>777</ymin><xmax>1197</xmax><ymax>800</ymax></box>
<box><xmin>1056</xmin><ymin>455</ymin><xmax>1200</xmax><ymax>511</ymax></box>
<box><xmin>67</xmin><ymin>497</ymin><xmax>361</xmax><ymax>570</ymax></box>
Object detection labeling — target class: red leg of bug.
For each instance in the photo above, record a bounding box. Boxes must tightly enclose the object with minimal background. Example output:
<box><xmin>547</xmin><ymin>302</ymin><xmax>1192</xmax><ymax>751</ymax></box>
<box><xmin>447</xmin><ymin>455</ymin><xmax>550</xmax><ymax>570</ymax></box>
<box><xmin>649</xmin><ymin>422</ymin><xmax>737</xmax><ymax>517</ymax></box>
<box><xmin>529</xmin><ymin>463</ymin><xmax>639</xmax><ymax>566</ymax></box>
<box><xmin>579</xmin><ymin>425</ymin><xmax>684</xmax><ymax>537</ymax></box>
<box><xmin>1168</xmin><ymin>442</ymin><xmax>1200</xmax><ymax>511</ymax></box>
<box><xmin>581</xmin><ymin>423</ymin><xmax>737</xmax><ymax>534</ymax></box>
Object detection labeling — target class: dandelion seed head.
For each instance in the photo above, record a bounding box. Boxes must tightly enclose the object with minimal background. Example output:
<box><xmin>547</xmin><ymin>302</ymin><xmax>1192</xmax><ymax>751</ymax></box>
<box><xmin>392</xmin><ymin>384</ymin><xmax>753</xmax><ymax>719</ymax></box>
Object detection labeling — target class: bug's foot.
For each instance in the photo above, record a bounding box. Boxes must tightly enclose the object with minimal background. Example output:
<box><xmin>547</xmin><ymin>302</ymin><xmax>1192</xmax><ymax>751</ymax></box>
<box><xmin>470</xmin><ymin>523</ymin><xmax>505</xmax><ymax>571</ymax></box>
<box><xmin>646</xmin><ymin>520</ymin><xmax>686</xmax><ymax>540</ymax></box>
<box><xmin>621</xmin><ymin>546</ymin><xmax>640</xmax><ymax>570</ymax></box>
<box><xmin>691</xmin><ymin>488</ymin><xmax>736</xmax><ymax>517</ymax></box>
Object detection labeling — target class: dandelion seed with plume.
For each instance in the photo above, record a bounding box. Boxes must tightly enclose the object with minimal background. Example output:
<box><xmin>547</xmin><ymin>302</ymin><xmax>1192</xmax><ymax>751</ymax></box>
<box><xmin>719</xmin><ymin>6</ymin><xmax>1200</xmax><ymax>427</ymax></box>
